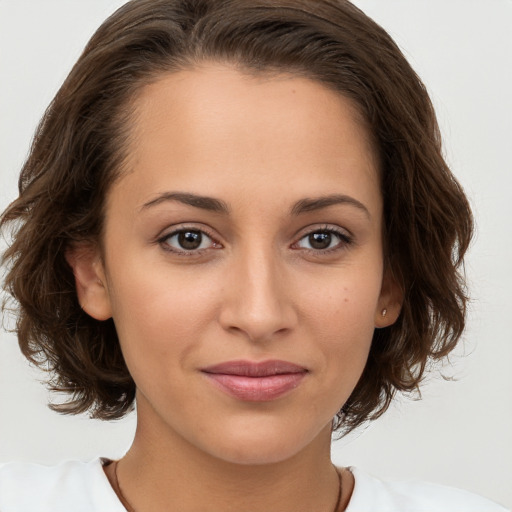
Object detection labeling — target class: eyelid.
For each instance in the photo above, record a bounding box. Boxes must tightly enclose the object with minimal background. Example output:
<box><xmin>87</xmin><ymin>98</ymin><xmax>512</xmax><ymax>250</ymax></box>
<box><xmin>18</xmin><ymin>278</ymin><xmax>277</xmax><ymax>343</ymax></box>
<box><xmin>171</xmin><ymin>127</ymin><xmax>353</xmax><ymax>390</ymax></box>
<box><xmin>291</xmin><ymin>224</ymin><xmax>354</xmax><ymax>252</ymax></box>
<box><xmin>156</xmin><ymin>224</ymin><xmax>222</xmax><ymax>255</ymax></box>
<box><xmin>293</xmin><ymin>223</ymin><xmax>353</xmax><ymax>240</ymax></box>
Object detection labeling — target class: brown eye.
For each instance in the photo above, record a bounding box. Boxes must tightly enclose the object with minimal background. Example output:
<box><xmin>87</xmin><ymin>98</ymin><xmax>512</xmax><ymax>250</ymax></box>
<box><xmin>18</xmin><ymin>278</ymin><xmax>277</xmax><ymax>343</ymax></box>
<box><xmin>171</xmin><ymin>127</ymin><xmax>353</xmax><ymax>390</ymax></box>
<box><xmin>295</xmin><ymin>228</ymin><xmax>352</xmax><ymax>252</ymax></box>
<box><xmin>162</xmin><ymin>229</ymin><xmax>216</xmax><ymax>252</ymax></box>
<box><xmin>178</xmin><ymin>230</ymin><xmax>203</xmax><ymax>250</ymax></box>
<box><xmin>308</xmin><ymin>232</ymin><xmax>332</xmax><ymax>250</ymax></box>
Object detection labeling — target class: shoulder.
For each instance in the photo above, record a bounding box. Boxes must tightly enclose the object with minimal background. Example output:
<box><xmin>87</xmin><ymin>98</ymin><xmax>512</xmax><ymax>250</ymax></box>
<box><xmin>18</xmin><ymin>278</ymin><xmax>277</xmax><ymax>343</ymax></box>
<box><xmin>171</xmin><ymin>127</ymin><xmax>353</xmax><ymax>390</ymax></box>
<box><xmin>0</xmin><ymin>458</ymin><xmax>125</xmax><ymax>512</ymax></box>
<box><xmin>346</xmin><ymin>467</ymin><xmax>509</xmax><ymax>512</ymax></box>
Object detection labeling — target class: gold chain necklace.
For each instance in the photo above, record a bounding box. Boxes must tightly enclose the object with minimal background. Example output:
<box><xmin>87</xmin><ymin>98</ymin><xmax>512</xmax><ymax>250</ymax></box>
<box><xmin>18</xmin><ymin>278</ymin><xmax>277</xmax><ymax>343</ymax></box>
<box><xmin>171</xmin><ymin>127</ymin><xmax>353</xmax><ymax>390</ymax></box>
<box><xmin>112</xmin><ymin>461</ymin><xmax>343</xmax><ymax>512</ymax></box>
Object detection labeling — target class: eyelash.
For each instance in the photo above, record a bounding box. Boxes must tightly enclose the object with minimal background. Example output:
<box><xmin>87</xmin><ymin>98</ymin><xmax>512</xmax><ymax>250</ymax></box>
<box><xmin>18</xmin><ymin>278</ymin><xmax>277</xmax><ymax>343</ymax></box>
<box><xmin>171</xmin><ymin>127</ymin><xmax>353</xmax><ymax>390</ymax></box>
<box><xmin>157</xmin><ymin>225</ymin><xmax>353</xmax><ymax>256</ymax></box>
<box><xmin>292</xmin><ymin>226</ymin><xmax>353</xmax><ymax>254</ymax></box>
<box><xmin>157</xmin><ymin>226</ymin><xmax>221</xmax><ymax>256</ymax></box>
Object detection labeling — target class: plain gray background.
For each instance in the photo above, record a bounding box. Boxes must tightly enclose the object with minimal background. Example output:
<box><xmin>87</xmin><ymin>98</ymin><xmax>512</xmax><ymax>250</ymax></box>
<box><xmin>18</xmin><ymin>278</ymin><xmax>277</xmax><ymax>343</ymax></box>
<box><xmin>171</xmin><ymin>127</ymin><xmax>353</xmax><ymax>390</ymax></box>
<box><xmin>1</xmin><ymin>1</ymin><xmax>511</xmax><ymax>509</ymax></box>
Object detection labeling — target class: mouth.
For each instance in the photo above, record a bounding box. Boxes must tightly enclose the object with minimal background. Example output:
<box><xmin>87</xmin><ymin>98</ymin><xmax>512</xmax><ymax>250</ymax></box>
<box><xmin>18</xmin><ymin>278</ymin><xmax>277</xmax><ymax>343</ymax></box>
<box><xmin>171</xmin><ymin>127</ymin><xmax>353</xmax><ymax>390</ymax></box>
<box><xmin>201</xmin><ymin>360</ymin><xmax>308</xmax><ymax>402</ymax></box>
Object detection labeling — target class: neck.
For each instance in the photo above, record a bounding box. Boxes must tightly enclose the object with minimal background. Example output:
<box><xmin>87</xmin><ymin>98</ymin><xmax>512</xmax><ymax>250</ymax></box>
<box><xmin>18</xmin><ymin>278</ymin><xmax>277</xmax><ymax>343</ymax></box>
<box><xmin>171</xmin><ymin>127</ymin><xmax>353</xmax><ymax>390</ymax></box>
<box><xmin>108</xmin><ymin>403</ymin><xmax>352</xmax><ymax>512</ymax></box>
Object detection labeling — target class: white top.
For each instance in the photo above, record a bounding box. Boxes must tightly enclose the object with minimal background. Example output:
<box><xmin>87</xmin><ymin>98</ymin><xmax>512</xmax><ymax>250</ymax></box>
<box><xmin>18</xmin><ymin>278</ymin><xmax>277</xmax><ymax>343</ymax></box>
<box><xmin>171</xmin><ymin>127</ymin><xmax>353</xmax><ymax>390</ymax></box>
<box><xmin>0</xmin><ymin>459</ymin><xmax>508</xmax><ymax>512</ymax></box>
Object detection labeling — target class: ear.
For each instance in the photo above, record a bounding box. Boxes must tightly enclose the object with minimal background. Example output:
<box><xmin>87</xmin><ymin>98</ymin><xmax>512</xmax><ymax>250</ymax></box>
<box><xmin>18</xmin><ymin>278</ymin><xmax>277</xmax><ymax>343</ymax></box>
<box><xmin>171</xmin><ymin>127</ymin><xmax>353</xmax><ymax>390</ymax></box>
<box><xmin>375</xmin><ymin>267</ymin><xmax>403</xmax><ymax>329</ymax></box>
<box><xmin>65</xmin><ymin>243</ymin><xmax>112</xmax><ymax>321</ymax></box>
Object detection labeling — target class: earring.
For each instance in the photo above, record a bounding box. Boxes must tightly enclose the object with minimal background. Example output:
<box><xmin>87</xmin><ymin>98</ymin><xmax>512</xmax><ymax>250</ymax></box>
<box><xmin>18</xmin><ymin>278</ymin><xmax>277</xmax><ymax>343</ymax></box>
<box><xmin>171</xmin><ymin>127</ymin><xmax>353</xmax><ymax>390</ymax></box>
<box><xmin>381</xmin><ymin>308</ymin><xmax>388</xmax><ymax>317</ymax></box>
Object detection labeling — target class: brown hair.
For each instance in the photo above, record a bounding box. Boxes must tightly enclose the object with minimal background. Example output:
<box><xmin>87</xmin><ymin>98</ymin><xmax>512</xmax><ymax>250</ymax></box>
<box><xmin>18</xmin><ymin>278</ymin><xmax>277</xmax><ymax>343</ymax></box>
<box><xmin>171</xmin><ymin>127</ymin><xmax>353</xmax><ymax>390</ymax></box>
<box><xmin>0</xmin><ymin>0</ymin><xmax>472</xmax><ymax>433</ymax></box>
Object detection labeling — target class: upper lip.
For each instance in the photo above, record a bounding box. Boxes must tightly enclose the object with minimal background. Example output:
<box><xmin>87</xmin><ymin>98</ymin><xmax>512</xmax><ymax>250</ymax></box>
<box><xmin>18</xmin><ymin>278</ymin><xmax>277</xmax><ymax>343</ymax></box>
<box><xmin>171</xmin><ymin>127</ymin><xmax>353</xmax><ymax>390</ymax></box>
<box><xmin>201</xmin><ymin>360</ymin><xmax>308</xmax><ymax>377</ymax></box>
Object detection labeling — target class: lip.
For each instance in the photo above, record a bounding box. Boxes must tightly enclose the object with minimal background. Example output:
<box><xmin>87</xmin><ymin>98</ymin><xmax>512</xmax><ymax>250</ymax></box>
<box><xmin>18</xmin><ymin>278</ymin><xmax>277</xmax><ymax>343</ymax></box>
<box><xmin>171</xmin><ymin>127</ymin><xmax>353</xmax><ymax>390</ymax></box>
<box><xmin>201</xmin><ymin>360</ymin><xmax>308</xmax><ymax>402</ymax></box>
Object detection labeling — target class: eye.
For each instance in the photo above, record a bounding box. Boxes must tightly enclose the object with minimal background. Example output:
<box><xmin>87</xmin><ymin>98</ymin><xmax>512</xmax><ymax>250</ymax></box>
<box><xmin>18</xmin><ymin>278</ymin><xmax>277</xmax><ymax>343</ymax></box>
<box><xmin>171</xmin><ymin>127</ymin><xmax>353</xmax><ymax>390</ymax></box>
<box><xmin>160</xmin><ymin>228</ymin><xmax>219</xmax><ymax>253</ymax></box>
<box><xmin>295</xmin><ymin>228</ymin><xmax>352</xmax><ymax>252</ymax></box>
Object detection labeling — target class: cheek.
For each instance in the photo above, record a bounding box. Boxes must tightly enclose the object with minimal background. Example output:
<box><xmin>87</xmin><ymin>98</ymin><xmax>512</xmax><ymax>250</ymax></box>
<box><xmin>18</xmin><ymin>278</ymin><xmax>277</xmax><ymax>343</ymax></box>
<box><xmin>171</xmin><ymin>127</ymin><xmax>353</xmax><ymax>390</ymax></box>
<box><xmin>106</xmin><ymin>261</ymin><xmax>220</xmax><ymax>369</ymax></box>
<box><xmin>301</xmin><ymin>264</ymin><xmax>381</xmax><ymax>334</ymax></box>
<box><xmin>299</xmin><ymin>267</ymin><xmax>381</xmax><ymax>378</ymax></box>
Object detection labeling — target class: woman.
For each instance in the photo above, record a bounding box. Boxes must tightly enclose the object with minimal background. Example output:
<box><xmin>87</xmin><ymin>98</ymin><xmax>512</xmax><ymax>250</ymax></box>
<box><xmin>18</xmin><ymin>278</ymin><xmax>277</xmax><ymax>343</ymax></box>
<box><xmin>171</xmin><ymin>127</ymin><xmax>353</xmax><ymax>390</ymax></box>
<box><xmin>0</xmin><ymin>0</ymin><xmax>508</xmax><ymax>511</ymax></box>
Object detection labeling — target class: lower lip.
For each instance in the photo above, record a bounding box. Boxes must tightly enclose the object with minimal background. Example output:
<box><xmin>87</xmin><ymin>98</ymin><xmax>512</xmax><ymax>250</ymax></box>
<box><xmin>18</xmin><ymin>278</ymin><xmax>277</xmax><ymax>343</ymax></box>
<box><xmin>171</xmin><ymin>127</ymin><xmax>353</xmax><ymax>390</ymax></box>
<box><xmin>203</xmin><ymin>373</ymin><xmax>306</xmax><ymax>401</ymax></box>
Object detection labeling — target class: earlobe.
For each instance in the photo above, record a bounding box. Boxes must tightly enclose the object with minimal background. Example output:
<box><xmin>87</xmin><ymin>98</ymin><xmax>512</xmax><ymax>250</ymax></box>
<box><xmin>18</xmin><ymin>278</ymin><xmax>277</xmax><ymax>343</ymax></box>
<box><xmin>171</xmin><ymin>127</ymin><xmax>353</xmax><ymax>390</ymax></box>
<box><xmin>375</xmin><ymin>305</ymin><xmax>399</xmax><ymax>328</ymax></box>
<box><xmin>65</xmin><ymin>243</ymin><xmax>112</xmax><ymax>321</ymax></box>
<box><xmin>375</xmin><ymin>268</ymin><xmax>403</xmax><ymax>328</ymax></box>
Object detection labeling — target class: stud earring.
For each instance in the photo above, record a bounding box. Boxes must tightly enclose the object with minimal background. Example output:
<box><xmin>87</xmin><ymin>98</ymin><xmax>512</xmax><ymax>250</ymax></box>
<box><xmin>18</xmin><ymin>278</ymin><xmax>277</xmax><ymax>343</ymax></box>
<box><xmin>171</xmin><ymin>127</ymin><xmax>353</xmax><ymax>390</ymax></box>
<box><xmin>381</xmin><ymin>308</ymin><xmax>388</xmax><ymax>317</ymax></box>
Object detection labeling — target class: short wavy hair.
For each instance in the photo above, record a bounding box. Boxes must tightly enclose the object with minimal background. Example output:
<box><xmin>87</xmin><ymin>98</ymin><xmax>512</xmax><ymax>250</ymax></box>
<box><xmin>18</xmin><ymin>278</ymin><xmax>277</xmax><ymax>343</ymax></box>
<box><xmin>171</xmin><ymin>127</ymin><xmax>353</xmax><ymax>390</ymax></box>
<box><xmin>0</xmin><ymin>0</ymin><xmax>473</xmax><ymax>434</ymax></box>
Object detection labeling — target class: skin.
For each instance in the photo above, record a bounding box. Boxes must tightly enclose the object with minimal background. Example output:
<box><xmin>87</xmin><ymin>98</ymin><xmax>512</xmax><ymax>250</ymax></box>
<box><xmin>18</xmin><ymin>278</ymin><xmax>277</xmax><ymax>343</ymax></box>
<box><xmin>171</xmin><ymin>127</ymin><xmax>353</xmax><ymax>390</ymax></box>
<box><xmin>69</xmin><ymin>63</ymin><xmax>400</xmax><ymax>512</ymax></box>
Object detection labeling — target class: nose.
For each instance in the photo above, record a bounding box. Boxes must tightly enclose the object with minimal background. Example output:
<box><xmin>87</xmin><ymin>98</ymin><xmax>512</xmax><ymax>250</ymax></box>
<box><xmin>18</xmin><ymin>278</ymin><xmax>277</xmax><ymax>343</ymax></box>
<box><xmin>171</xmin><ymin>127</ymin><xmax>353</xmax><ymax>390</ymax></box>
<box><xmin>218</xmin><ymin>247</ymin><xmax>297</xmax><ymax>343</ymax></box>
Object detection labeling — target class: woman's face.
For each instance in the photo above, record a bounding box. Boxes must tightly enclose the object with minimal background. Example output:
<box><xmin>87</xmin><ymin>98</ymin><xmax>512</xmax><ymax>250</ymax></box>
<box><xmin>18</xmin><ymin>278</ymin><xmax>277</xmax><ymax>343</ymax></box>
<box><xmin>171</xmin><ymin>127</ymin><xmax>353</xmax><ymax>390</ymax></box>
<box><xmin>78</xmin><ymin>63</ymin><xmax>397</xmax><ymax>464</ymax></box>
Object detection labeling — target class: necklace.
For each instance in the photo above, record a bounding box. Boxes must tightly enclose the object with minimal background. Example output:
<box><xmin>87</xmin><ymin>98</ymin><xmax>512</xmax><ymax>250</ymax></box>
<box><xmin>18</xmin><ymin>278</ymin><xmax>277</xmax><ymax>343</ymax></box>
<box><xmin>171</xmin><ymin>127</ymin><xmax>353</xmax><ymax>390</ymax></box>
<box><xmin>112</xmin><ymin>460</ymin><xmax>343</xmax><ymax>512</ymax></box>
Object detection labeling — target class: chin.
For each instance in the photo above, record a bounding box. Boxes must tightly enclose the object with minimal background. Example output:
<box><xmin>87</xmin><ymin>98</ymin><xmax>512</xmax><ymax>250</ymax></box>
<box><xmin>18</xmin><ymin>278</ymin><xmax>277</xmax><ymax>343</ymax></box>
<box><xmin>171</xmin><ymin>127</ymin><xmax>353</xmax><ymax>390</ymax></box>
<box><xmin>198</xmin><ymin>418</ymin><xmax>332</xmax><ymax>466</ymax></box>
<box><xmin>210</xmin><ymin>442</ymin><xmax>302</xmax><ymax>466</ymax></box>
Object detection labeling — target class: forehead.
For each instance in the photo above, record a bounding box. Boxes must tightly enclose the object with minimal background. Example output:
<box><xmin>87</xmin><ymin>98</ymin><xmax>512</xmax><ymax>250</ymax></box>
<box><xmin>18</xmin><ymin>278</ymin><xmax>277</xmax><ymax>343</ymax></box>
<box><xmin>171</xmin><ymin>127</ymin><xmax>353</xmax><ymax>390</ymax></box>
<box><xmin>110</xmin><ymin>63</ymin><xmax>380</xmax><ymax>217</ymax></box>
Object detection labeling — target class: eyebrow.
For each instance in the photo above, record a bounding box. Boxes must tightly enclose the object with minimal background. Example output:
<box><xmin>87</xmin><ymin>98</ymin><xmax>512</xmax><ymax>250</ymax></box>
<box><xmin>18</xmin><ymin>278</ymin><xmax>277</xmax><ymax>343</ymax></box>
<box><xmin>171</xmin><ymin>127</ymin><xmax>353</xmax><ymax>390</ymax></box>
<box><xmin>290</xmin><ymin>194</ymin><xmax>371</xmax><ymax>219</ymax></box>
<box><xmin>141</xmin><ymin>192</ymin><xmax>230</xmax><ymax>214</ymax></box>
<box><xmin>141</xmin><ymin>191</ymin><xmax>370</xmax><ymax>219</ymax></box>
